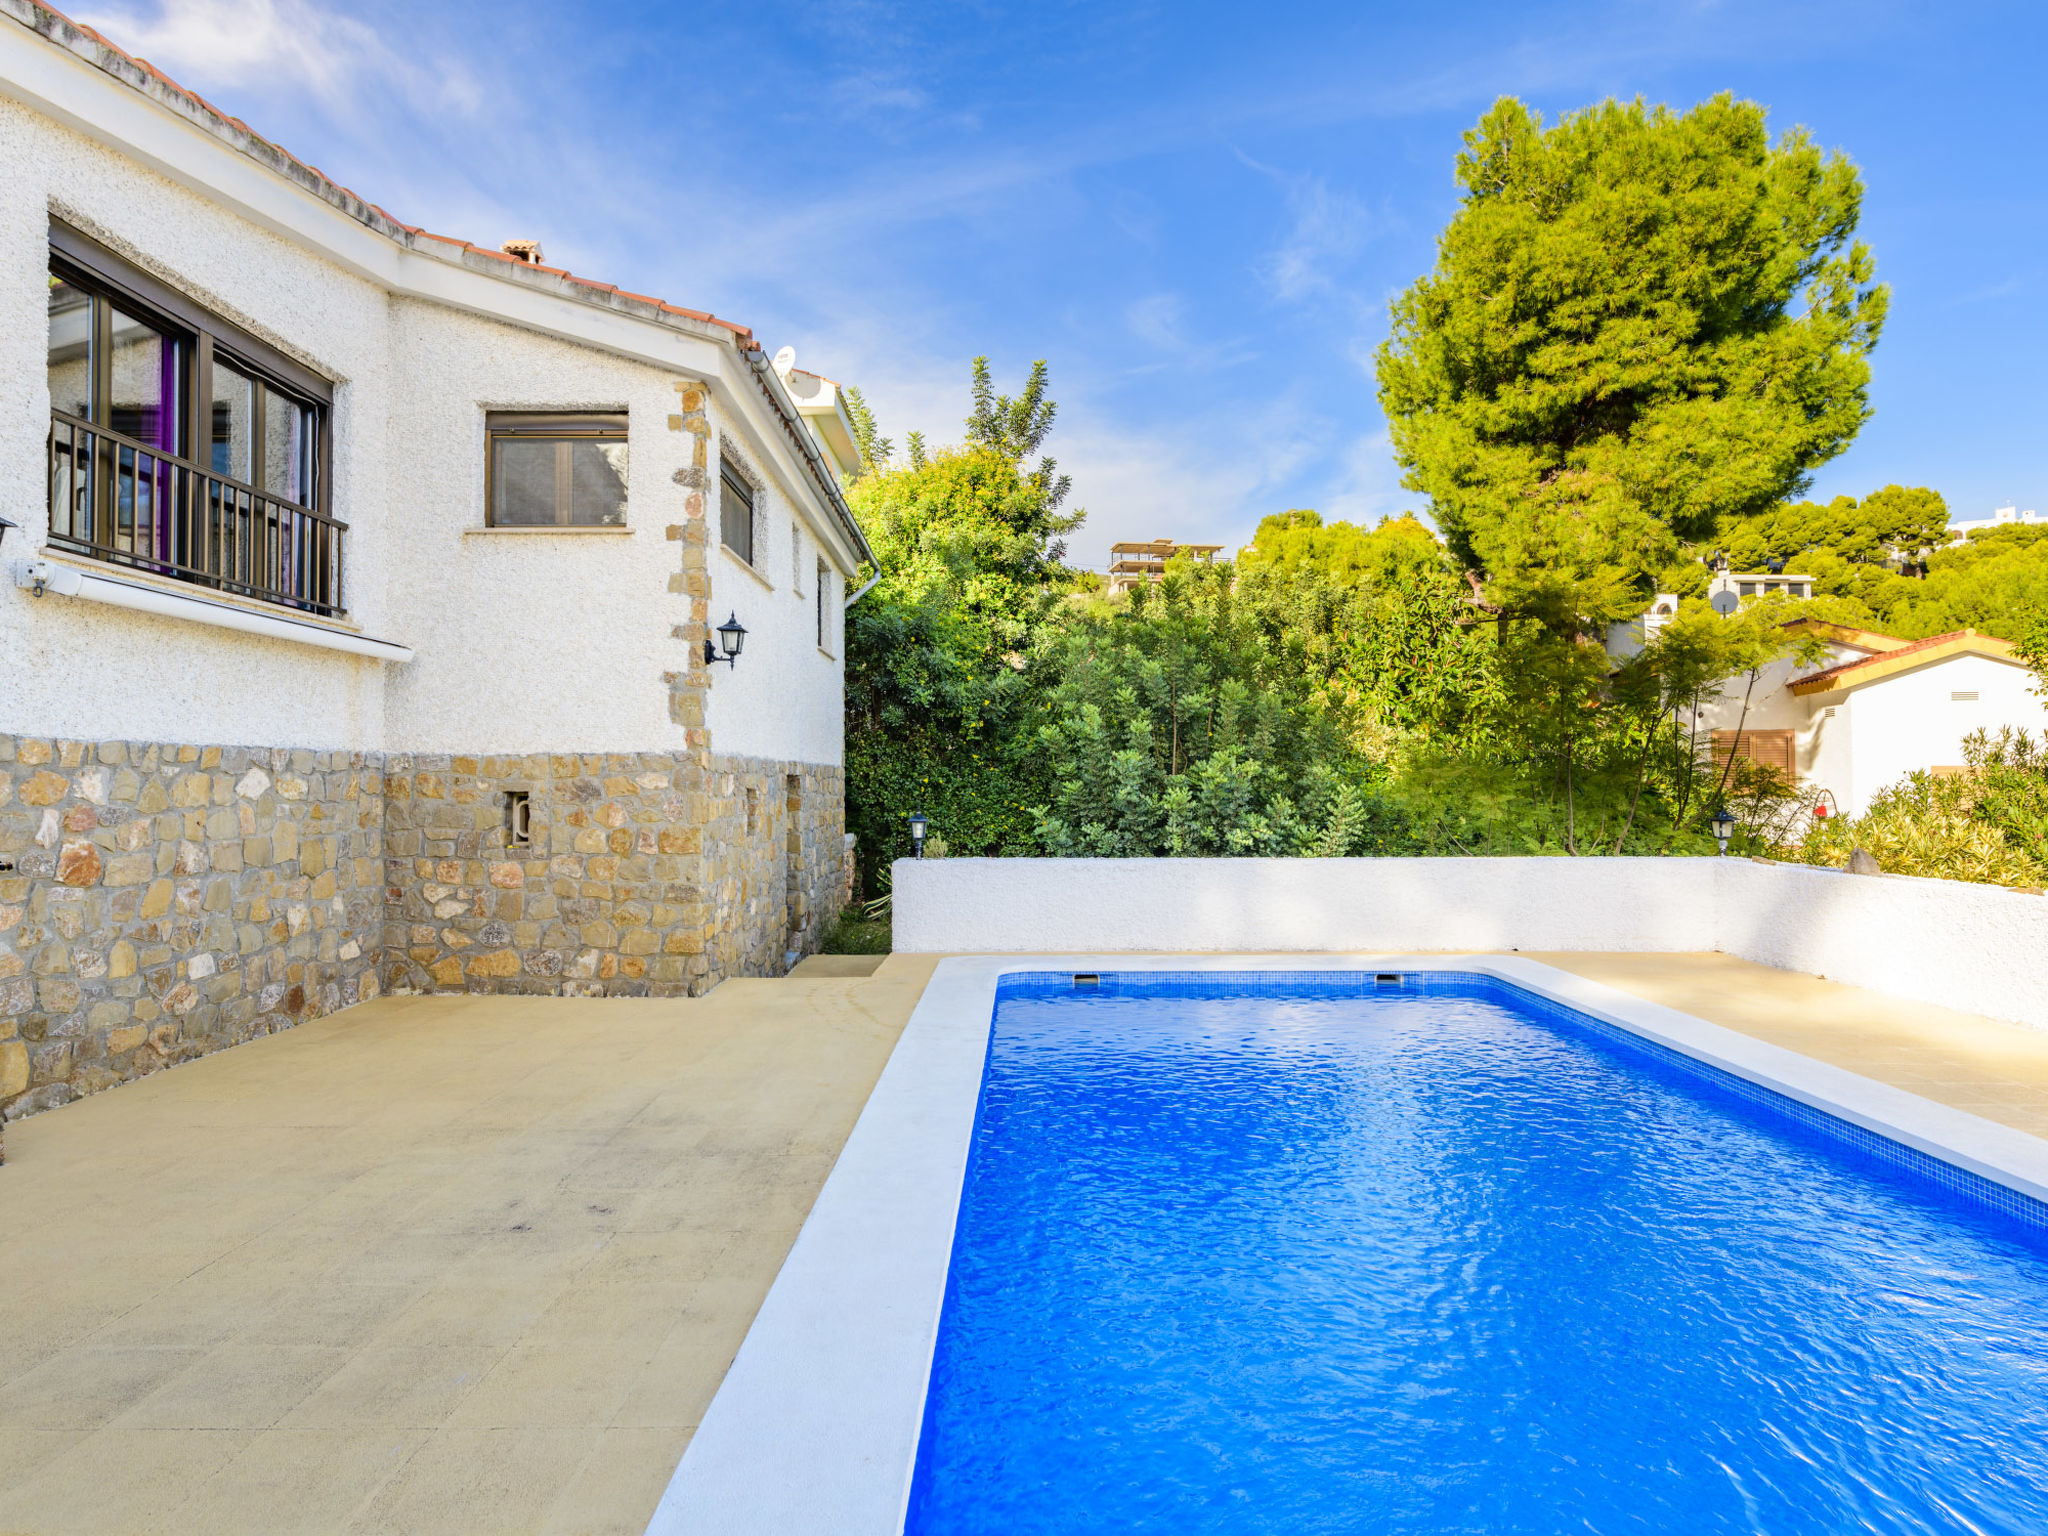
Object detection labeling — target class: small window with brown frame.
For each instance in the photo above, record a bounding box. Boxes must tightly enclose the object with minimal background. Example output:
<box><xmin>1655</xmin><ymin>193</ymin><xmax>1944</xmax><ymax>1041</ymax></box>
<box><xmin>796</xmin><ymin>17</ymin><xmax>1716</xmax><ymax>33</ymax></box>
<box><xmin>720</xmin><ymin>456</ymin><xmax>756</xmax><ymax>564</ymax></box>
<box><xmin>1712</xmin><ymin>729</ymin><xmax>1796</xmax><ymax>776</ymax></box>
<box><xmin>486</xmin><ymin>412</ymin><xmax>628</xmax><ymax>527</ymax></box>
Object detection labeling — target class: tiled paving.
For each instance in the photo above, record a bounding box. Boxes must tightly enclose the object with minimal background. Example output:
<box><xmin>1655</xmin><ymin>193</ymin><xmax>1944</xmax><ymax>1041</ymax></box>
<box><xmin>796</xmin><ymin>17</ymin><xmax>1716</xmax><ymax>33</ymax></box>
<box><xmin>0</xmin><ymin>948</ymin><xmax>2043</xmax><ymax>1533</ymax></box>
<box><xmin>1533</xmin><ymin>951</ymin><xmax>2048</xmax><ymax>1141</ymax></box>
<box><xmin>0</xmin><ymin>958</ymin><xmax>937</xmax><ymax>1535</ymax></box>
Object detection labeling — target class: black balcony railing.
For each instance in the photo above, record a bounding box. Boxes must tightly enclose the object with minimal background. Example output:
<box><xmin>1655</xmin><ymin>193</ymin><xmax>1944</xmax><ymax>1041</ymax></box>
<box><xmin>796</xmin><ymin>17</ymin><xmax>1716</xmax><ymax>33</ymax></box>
<box><xmin>48</xmin><ymin>410</ymin><xmax>345</xmax><ymax>617</ymax></box>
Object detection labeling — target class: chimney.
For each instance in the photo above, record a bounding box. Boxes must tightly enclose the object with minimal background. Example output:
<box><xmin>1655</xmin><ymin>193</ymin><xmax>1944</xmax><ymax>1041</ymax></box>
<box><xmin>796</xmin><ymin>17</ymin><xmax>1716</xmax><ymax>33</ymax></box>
<box><xmin>500</xmin><ymin>239</ymin><xmax>544</xmax><ymax>265</ymax></box>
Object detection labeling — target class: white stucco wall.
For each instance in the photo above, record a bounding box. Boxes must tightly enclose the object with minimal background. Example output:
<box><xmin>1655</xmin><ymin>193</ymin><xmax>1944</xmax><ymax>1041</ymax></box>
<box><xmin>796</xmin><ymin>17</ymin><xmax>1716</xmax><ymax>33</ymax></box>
<box><xmin>377</xmin><ymin>300</ymin><xmax>698</xmax><ymax>753</ymax></box>
<box><xmin>0</xmin><ymin>94</ymin><xmax>394</xmax><ymax>747</ymax></box>
<box><xmin>0</xmin><ymin>25</ymin><xmax>861</xmax><ymax>764</ymax></box>
<box><xmin>1840</xmin><ymin>653</ymin><xmax>2047</xmax><ymax>814</ymax></box>
<box><xmin>890</xmin><ymin>857</ymin><xmax>1724</xmax><ymax>954</ymax></box>
<box><xmin>701</xmin><ymin>441</ymin><xmax>847</xmax><ymax>767</ymax></box>
<box><xmin>1694</xmin><ymin>654</ymin><xmax>1808</xmax><ymax>733</ymax></box>
<box><xmin>891</xmin><ymin>856</ymin><xmax>2048</xmax><ymax>1031</ymax></box>
<box><xmin>1715</xmin><ymin>858</ymin><xmax>2048</xmax><ymax>1031</ymax></box>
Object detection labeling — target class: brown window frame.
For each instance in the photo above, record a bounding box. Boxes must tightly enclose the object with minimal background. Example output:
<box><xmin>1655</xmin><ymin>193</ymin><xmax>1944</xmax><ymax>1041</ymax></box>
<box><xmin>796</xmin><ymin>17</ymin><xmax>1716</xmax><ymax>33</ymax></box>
<box><xmin>1712</xmin><ymin>729</ymin><xmax>1796</xmax><ymax>775</ymax></box>
<box><xmin>484</xmin><ymin>412</ymin><xmax>630</xmax><ymax>527</ymax></box>
<box><xmin>45</xmin><ymin>221</ymin><xmax>346</xmax><ymax>616</ymax></box>
<box><xmin>720</xmin><ymin>457</ymin><xmax>756</xmax><ymax>565</ymax></box>
<box><xmin>50</xmin><ymin>220</ymin><xmax>333</xmax><ymax>516</ymax></box>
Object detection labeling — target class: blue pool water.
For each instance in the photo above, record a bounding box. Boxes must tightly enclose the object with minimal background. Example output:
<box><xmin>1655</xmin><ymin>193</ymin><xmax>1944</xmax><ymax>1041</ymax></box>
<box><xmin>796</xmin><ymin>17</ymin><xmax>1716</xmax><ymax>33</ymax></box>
<box><xmin>904</xmin><ymin>973</ymin><xmax>2048</xmax><ymax>1536</ymax></box>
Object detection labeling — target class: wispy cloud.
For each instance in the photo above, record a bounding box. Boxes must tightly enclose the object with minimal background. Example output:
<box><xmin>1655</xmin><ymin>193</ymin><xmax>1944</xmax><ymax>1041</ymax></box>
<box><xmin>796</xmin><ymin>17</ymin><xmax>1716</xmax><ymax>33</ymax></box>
<box><xmin>75</xmin><ymin>0</ymin><xmax>480</xmax><ymax>114</ymax></box>
<box><xmin>1239</xmin><ymin>158</ymin><xmax>1377</xmax><ymax>306</ymax></box>
<box><xmin>1125</xmin><ymin>292</ymin><xmax>1186</xmax><ymax>351</ymax></box>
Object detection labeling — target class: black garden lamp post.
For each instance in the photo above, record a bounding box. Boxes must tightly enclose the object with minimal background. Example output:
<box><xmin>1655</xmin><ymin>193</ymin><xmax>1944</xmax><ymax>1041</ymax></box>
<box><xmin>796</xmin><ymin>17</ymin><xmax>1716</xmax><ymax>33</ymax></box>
<box><xmin>908</xmin><ymin>811</ymin><xmax>928</xmax><ymax>859</ymax></box>
<box><xmin>704</xmin><ymin>612</ymin><xmax>747</xmax><ymax>668</ymax></box>
<box><xmin>1711</xmin><ymin>806</ymin><xmax>1737</xmax><ymax>857</ymax></box>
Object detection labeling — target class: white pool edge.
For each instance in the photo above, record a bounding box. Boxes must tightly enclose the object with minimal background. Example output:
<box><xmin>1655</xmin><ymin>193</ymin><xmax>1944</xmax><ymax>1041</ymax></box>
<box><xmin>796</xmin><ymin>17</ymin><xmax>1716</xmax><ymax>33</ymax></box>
<box><xmin>642</xmin><ymin>953</ymin><xmax>2048</xmax><ymax>1536</ymax></box>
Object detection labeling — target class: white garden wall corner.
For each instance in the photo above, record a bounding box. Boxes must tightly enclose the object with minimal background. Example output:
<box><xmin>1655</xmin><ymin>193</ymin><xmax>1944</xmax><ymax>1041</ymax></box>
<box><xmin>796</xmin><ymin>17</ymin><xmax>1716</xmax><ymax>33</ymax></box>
<box><xmin>889</xmin><ymin>857</ymin><xmax>2048</xmax><ymax>1033</ymax></box>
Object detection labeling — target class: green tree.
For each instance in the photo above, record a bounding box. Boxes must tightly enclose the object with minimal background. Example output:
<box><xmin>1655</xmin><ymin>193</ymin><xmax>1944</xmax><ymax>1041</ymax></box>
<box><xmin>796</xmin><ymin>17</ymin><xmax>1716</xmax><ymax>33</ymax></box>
<box><xmin>840</xmin><ymin>384</ymin><xmax>893</xmax><ymax>477</ymax></box>
<box><xmin>1233</xmin><ymin>515</ymin><xmax>1501</xmax><ymax>747</ymax></box>
<box><xmin>1875</xmin><ymin>524</ymin><xmax>2048</xmax><ymax>643</ymax></box>
<box><xmin>1034</xmin><ymin>562</ymin><xmax>1385</xmax><ymax>856</ymax></box>
<box><xmin>1376</xmin><ymin>94</ymin><xmax>1887</xmax><ymax>633</ymax></box>
<box><xmin>1237</xmin><ymin>509</ymin><xmax>1444</xmax><ymax>588</ymax></box>
<box><xmin>840</xmin><ymin>361</ymin><xmax>1086</xmax><ymax>880</ymax></box>
<box><xmin>1712</xmin><ymin>484</ymin><xmax>1948</xmax><ymax>573</ymax></box>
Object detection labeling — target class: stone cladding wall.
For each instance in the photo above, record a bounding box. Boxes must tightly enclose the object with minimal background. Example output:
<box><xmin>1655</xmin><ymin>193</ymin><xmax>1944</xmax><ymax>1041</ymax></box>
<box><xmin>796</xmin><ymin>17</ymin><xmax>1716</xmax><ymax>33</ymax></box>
<box><xmin>379</xmin><ymin>751</ymin><xmax>711</xmax><ymax>999</ymax></box>
<box><xmin>1</xmin><ymin>730</ymin><xmax>851</xmax><ymax>1127</ymax></box>
<box><xmin>376</xmin><ymin>751</ymin><xmax>846</xmax><ymax>1000</ymax></box>
<box><xmin>0</xmin><ymin>733</ymin><xmax>382</xmax><ymax>1125</ymax></box>
<box><xmin>700</xmin><ymin>755</ymin><xmax>845</xmax><ymax>980</ymax></box>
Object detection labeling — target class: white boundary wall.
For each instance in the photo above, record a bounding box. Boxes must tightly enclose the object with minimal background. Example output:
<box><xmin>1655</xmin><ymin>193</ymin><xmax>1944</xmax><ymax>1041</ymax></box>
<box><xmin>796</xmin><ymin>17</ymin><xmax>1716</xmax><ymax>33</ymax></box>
<box><xmin>891</xmin><ymin>857</ymin><xmax>2048</xmax><ymax>1032</ymax></box>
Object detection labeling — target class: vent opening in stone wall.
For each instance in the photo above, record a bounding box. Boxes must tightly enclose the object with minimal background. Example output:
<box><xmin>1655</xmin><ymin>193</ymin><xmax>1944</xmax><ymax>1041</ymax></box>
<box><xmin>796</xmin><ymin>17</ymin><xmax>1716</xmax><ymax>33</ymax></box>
<box><xmin>745</xmin><ymin>787</ymin><xmax>758</xmax><ymax>836</ymax></box>
<box><xmin>505</xmin><ymin>790</ymin><xmax>532</xmax><ymax>850</ymax></box>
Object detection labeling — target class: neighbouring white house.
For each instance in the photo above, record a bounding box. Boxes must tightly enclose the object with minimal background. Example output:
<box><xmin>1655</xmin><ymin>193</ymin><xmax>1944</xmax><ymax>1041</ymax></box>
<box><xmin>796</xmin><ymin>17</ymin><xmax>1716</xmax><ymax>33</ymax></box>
<box><xmin>1694</xmin><ymin>620</ymin><xmax>2048</xmax><ymax>818</ymax></box>
<box><xmin>0</xmin><ymin>2</ymin><xmax>876</xmax><ymax>1119</ymax></box>
<box><xmin>1608</xmin><ymin>571</ymin><xmax>1820</xmax><ymax>658</ymax></box>
<box><xmin>1948</xmin><ymin>504</ymin><xmax>2044</xmax><ymax>542</ymax></box>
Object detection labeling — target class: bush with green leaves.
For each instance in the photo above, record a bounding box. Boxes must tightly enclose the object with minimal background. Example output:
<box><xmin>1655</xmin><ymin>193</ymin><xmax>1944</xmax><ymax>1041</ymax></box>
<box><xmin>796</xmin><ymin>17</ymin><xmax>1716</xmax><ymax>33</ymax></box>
<box><xmin>1780</xmin><ymin>729</ymin><xmax>2048</xmax><ymax>888</ymax></box>
<box><xmin>1033</xmin><ymin>562</ymin><xmax>1396</xmax><ymax>856</ymax></box>
<box><xmin>839</xmin><ymin>360</ymin><xmax>1083</xmax><ymax>886</ymax></box>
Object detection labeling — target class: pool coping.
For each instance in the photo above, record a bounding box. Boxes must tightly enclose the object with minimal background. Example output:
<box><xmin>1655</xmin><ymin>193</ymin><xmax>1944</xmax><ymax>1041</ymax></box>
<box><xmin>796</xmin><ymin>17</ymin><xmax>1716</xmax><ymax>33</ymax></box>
<box><xmin>641</xmin><ymin>953</ymin><xmax>2048</xmax><ymax>1536</ymax></box>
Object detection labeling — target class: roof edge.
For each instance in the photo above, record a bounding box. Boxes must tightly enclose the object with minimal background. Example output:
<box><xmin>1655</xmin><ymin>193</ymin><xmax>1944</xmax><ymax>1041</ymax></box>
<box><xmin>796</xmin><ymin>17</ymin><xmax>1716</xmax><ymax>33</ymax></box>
<box><xmin>1779</xmin><ymin>618</ymin><xmax>1911</xmax><ymax>654</ymax></box>
<box><xmin>2</xmin><ymin>0</ymin><xmax>756</xmax><ymax>345</ymax></box>
<box><xmin>1789</xmin><ymin>631</ymin><xmax>2024</xmax><ymax>696</ymax></box>
<box><xmin>4</xmin><ymin>0</ymin><xmax>874</xmax><ymax>564</ymax></box>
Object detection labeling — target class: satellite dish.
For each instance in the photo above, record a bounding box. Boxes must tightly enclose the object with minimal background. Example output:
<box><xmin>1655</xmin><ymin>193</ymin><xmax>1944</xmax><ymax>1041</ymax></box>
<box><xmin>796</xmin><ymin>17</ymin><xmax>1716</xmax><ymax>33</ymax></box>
<box><xmin>1710</xmin><ymin>590</ymin><xmax>1740</xmax><ymax>617</ymax></box>
<box><xmin>772</xmin><ymin>346</ymin><xmax>796</xmax><ymax>374</ymax></box>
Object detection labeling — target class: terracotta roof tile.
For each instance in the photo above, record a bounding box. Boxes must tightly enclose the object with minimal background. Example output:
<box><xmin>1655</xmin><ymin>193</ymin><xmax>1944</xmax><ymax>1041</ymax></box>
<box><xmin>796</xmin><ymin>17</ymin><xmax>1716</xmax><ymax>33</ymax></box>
<box><xmin>1792</xmin><ymin>628</ymin><xmax>2015</xmax><ymax>690</ymax></box>
<box><xmin>17</xmin><ymin>0</ymin><xmax>760</xmax><ymax>346</ymax></box>
<box><xmin>10</xmin><ymin>0</ymin><xmax>873</xmax><ymax>567</ymax></box>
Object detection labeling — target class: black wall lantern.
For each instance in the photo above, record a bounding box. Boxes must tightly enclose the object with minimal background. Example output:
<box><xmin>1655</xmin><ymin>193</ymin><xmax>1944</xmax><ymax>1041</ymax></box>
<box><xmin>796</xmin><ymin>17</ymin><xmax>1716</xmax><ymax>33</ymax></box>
<box><xmin>0</xmin><ymin>516</ymin><xmax>17</xmax><ymax>553</ymax></box>
<box><xmin>1711</xmin><ymin>806</ymin><xmax>1736</xmax><ymax>856</ymax></box>
<box><xmin>704</xmin><ymin>612</ymin><xmax>747</xmax><ymax>668</ymax></box>
<box><xmin>908</xmin><ymin>810</ymin><xmax>928</xmax><ymax>859</ymax></box>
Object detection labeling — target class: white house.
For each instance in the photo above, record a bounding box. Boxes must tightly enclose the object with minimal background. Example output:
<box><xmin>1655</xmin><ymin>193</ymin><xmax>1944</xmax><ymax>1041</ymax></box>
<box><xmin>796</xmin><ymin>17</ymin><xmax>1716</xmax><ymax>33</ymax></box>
<box><xmin>0</xmin><ymin>3</ymin><xmax>875</xmax><ymax>1118</ymax></box>
<box><xmin>1695</xmin><ymin>620</ymin><xmax>2048</xmax><ymax>817</ymax></box>
<box><xmin>1948</xmin><ymin>504</ymin><xmax>2043</xmax><ymax>542</ymax></box>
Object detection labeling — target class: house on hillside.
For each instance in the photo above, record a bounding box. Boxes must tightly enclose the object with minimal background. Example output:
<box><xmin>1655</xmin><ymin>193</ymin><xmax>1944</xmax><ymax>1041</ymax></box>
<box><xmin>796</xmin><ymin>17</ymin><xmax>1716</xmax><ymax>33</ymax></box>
<box><xmin>1948</xmin><ymin>504</ymin><xmax>2043</xmax><ymax>542</ymax></box>
<box><xmin>1696</xmin><ymin>620</ymin><xmax>2048</xmax><ymax>817</ymax></box>
<box><xmin>0</xmin><ymin>3</ymin><xmax>875</xmax><ymax>1120</ymax></box>
<box><xmin>1107</xmin><ymin>538</ymin><xmax>1226</xmax><ymax>592</ymax></box>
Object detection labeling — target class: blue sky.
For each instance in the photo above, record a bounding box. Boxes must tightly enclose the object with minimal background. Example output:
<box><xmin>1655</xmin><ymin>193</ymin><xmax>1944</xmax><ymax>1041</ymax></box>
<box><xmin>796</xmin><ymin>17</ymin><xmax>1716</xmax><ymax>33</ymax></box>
<box><xmin>77</xmin><ymin>0</ymin><xmax>2048</xmax><ymax>567</ymax></box>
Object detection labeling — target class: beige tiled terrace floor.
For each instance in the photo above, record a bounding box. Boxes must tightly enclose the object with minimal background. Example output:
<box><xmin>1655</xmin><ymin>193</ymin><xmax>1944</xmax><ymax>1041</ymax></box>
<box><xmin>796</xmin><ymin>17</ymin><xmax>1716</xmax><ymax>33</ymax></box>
<box><xmin>1</xmin><ymin>949</ymin><xmax>2045</xmax><ymax>1534</ymax></box>
<box><xmin>0</xmin><ymin>956</ymin><xmax>936</xmax><ymax>1536</ymax></box>
<box><xmin>1531</xmin><ymin>951</ymin><xmax>2048</xmax><ymax>1141</ymax></box>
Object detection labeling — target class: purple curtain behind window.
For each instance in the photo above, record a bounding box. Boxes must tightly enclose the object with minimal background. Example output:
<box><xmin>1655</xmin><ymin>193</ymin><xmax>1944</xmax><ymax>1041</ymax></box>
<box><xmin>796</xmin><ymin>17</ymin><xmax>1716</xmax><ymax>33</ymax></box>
<box><xmin>152</xmin><ymin>335</ymin><xmax>178</xmax><ymax>565</ymax></box>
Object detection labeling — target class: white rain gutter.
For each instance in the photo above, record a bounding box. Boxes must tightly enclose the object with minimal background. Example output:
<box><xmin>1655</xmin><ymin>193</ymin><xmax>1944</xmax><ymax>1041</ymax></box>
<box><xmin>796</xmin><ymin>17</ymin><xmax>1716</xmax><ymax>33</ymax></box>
<box><xmin>737</xmin><ymin>343</ymin><xmax>877</xmax><ymax>574</ymax></box>
<box><xmin>14</xmin><ymin>557</ymin><xmax>414</xmax><ymax>662</ymax></box>
<box><xmin>842</xmin><ymin>569</ymin><xmax>881</xmax><ymax>610</ymax></box>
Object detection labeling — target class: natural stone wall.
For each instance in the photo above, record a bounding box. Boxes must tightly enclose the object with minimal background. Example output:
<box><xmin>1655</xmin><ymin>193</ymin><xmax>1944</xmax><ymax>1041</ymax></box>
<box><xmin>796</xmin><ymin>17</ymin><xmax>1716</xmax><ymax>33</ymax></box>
<box><xmin>0</xmin><ymin>726</ymin><xmax>851</xmax><ymax>1128</ymax></box>
<box><xmin>699</xmin><ymin>755</ymin><xmax>845</xmax><ymax>980</ymax></box>
<box><xmin>0</xmin><ymin>733</ymin><xmax>382</xmax><ymax>1125</ymax></box>
<box><xmin>379</xmin><ymin>751</ymin><xmax>713</xmax><ymax>999</ymax></box>
<box><xmin>377</xmin><ymin>750</ymin><xmax>847</xmax><ymax>999</ymax></box>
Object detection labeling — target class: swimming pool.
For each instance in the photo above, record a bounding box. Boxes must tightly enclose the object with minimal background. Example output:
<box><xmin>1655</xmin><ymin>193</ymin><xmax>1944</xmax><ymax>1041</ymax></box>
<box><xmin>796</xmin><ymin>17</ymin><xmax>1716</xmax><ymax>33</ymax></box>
<box><xmin>907</xmin><ymin>972</ymin><xmax>2048</xmax><ymax>1534</ymax></box>
<box><xmin>647</xmin><ymin>957</ymin><xmax>2048</xmax><ymax>1536</ymax></box>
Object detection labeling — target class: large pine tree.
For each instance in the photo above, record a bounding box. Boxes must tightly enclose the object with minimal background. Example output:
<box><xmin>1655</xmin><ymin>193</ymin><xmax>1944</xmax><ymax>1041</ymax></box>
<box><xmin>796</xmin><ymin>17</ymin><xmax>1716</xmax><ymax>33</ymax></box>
<box><xmin>1376</xmin><ymin>94</ymin><xmax>1887</xmax><ymax>633</ymax></box>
